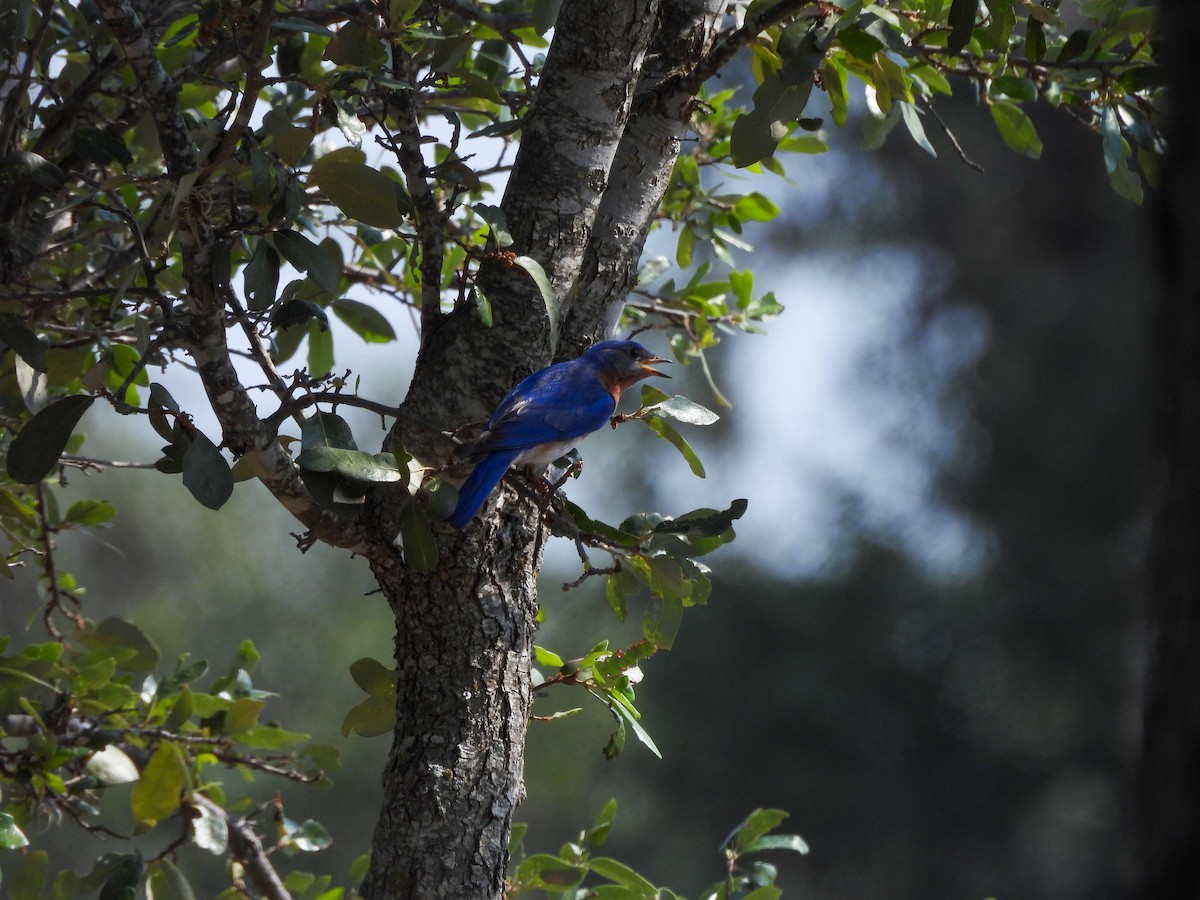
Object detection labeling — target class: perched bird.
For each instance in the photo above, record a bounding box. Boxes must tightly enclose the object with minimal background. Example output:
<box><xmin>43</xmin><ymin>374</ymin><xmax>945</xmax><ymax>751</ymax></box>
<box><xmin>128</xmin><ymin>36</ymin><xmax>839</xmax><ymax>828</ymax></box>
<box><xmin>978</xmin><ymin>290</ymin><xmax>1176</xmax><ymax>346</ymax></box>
<box><xmin>447</xmin><ymin>340</ymin><xmax>670</xmax><ymax>529</ymax></box>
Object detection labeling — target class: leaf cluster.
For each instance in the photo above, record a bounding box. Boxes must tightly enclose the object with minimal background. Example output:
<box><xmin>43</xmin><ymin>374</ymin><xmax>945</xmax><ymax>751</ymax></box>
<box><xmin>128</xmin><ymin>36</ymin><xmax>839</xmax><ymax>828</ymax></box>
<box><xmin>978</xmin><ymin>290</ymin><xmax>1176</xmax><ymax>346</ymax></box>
<box><xmin>0</xmin><ymin>626</ymin><xmax>346</xmax><ymax>898</ymax></box>
<box><xmin>507</xmin><ymin>801</ymin><xmax>807</xmax><ymax>899</ymax></box>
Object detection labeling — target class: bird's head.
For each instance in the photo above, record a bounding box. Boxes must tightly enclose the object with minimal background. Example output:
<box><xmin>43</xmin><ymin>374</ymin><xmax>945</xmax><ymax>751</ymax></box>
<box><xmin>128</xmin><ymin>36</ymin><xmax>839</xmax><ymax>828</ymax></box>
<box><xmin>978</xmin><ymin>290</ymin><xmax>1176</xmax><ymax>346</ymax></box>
<box><xmin>586</xmin><ymin>340</ymin><xmax>671</xmax><ymax>386</ymax></box>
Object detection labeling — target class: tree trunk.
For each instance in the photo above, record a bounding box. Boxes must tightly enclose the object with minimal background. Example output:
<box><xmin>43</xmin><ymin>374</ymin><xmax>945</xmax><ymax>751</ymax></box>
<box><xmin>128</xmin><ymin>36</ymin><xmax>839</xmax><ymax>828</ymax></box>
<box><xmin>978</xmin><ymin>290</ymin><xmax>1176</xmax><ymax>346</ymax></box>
<box><xmin>359</xmin><ymin>2</ymin><xmax>728</xmax><ymax>896</ymax></box>
<box><xmin>1136</xmin><ymin>2</ymin><xmax>1200</xmax><ymax>897</ymax></box>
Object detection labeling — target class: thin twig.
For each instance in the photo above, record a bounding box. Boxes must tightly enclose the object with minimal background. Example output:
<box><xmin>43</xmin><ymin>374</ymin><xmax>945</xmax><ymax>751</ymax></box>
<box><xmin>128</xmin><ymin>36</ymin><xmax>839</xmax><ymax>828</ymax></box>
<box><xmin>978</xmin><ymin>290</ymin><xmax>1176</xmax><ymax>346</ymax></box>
<box><xmin>920</xmin><ymin>96</ymin><xmax>984</xmax><ymax>173</ymax></box>
<box><xmin>192</xmin><ymin>794</ymin><xmax>293</xmax><ymax>900</ymax></box>
<box><xmin>60</xmin><ymin>454</ymin><xmax>159</xmax><ymax>471</ymax></box>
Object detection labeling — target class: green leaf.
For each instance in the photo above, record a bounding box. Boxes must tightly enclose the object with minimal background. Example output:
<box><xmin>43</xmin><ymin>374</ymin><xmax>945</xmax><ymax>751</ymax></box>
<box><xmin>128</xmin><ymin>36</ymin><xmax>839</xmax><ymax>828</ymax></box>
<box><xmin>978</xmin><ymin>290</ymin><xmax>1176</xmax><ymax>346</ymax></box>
<box><xmin>243</xmin><ymin>241</ymin><xmax>281</xmax><ymax>311</ymax></box>
<box><xmin>0</xmin><ymin>812</ymin><xmax>30</xmax><ymax>849</ymax></box>
<box><xmin>307</xmin><ymin>318</ymin><xmax>334</xmax><ymax>378</ymax></box>
<box><xmin>146</xmin><ymin>858</ymin><xmax>197</xmax><ymax>900</ymax></box>
<box><xmin>534</xmin><ymin>646</ymin><xmax>564</xmax><ymax>668</ymax></box>
<box><xmin>8</xmin><ymin>849</ymin><xmax>48</xmax><ymax>900</ymax></box>
<box><xmin>0</xmin><ymin>150</ymin><xmax>66</xmax><ymax>195</ymax></box>
<box><xmin>742</xmin><ymin>833</ymin><xmax>811</xmax><ymax>855</ymax></box>
<box><xmin>899</xmin><ymin>102</ymin><xmax>936</xmax><ymax>157</ymax></box>
<box><xmin>602</xmin><ymin>689</ymin><xmax>661</xmax><ymax>758</ymax></box>
<box><xmin>297</xmin><ymin>446</ymin><xmax>404</xmax><ymax>483</ymax></box>
<box><xmin>271</xmin><ymin>297</ymin><xmax>327</xmax><ymax>332</ymax></box>
<box><xmin>676</xmin><ymin>226</ymin><xmax>695</xmax><ymax>268</ymax></box>
<box><xmin>531</xmin><ymin>0</ymin><xmax>562</xmax><ymax>34</ymax></box>
<box><xmin>70</xmin><ymin>126</ymin><xmax>133</xmax><ymax>166</ymax></box>
<box><xmin>474</xmin><ymin>283</ymin><xmax>493</xmax><ymax>327</ymax></box>
<box><xmin>823</xmin><ymin>58</ymin><xmax>849</xmax><ymax>127</ymax></box>
<box><xmin>222</xmin><ymin>697</ymin><xmax>265</xmax><ymax>734</ymax></box>
<box><xmin>1025</xmin><ymin>16</ymin><xmax>1046</xmax><ymax>61</ymax></box>
<box><xmin>990</xmin><ymin>74</ymin><xmax>1038</xmax><ymax>103</ymax></box>
<box><xmin>644</xmin><ymin>417</ymin><xmax>705</xmax><ymax>477</ymax></box>
<box><xmin>63</xmin><ymin>498</ymin><xmax>116</xmax><ymax>527</ymax></box>
<box><xmin>350</xmin><ymin>657</ymin><xmax>397</xmax><ymax>698</ymax></box>
<box><xmin>237</xmin><ymin>724</ymin><xmax>312</xmax><ymax>750</ymax></box>
<box><xmin>273</xmin><ymin>229</ymin><xmax>342</xmax><ymax>292</ymax></box>
<box><xmin>398</xmin><ymin>500</ymin><xmax>437</xmax><ymax>571</ymax></box>
<box><xmin>182</xmin><ymin>429</ymin><xmax>234</xmax><ymax>510</ymax></box>
<box><xmin>1101</xmin><ymin>105</ymin><xmax>1122</xmax><ymax>174</ymax></box>
<box><xmin>310</xmin><ymin>161</ymin><xmax>405</xmax><ymax>228</ymax></box>
<box><xmin>83</xmin><ymin>617</ymin><xmax>161</xmax><ymax>671</ymax></box>
<box><xmin>946</xmin><ymin>0</ymin><xmax>978</xmax><ymax>55</ymax></box>
<box><xmin>287</xmin><ymin>819</ymin><xmax>333</xmax><ymax>852</ymax></box>
<box><xmin>989</xmin><ymin>101</ymin><xmax>1043</xmax><ymax>159</ymax></box>
<box><xmin>643</xmin><ymin>589</ymin><xmax>684</xmax><ymax>649</ymax></box>
<box><xmin>731</xmin><ymin>75</ymin><xmax>814</xmax><ymax>168</ymax></box>
<box><xmin>98</xmin><ymin>853</ymin><xmax>144</xmax><ymax>900</ymax></box>
<box><xmin>1108</xmin><ymin>155</ymin><xmax>1144</xmax><ymax>204</ymax></box>
<box><xmin>301</xmin><ymin>411</ymin><xmax>358</xmax><ymax>451</ymax></box>
<box><xmin>837</xmin><ymin>27</ymin><xmax>884</xmax><ymax>61</ymax></box>
<box><xmin>341</xmin><ymin>694</ymin><xmax>395</xmax><ymax>737</ymax></box>
<box><xmin>721</xmin><ymin>808</ymin><xmax>790</xmax><ymax>854</ymax></box>
<box><xmin>732</xmin><ymin>193</ymin><xmax>780</xmax><ymax>223</ymax></box>
<box><xmin>331</xmin><ymin>298</ymin><xmax>397</xmax><ymax>343</ymax></box>
<box><xmin>512</xmin><ymin>255</ymin><xmax>559</xmax><ymax>353</ymax></box>
<box><xmin>655</xmin><ymin>498</ymin><xmax>748</xmax><ymax>537</ymax></box>
<box><xmin>561</xmin><ymin>500</ymin><xmax>642</xmax><ymax>547</ymax></box>
<box><xmin>0</xmin><ymin>312</ymin><xmax>46</xmax><ymax>371</ymax></box>
<box><xmin>587</xmin><ymin>857</ymin><xmax>657</xmax><ymax>894</ymax></box>
<box><xmin>5</xmin><ymin>394</ymin><xmax>94</xmax><ymax>483</ymax></box>
<box><xmin>514</xmin><ymin>853</ymin><xmax>587</xmax><ymax>888</ymax></box>
<box><xmin>131</xmin><ymin>744</ymin><xmax>188</xmax><ymax>826</ymax></box>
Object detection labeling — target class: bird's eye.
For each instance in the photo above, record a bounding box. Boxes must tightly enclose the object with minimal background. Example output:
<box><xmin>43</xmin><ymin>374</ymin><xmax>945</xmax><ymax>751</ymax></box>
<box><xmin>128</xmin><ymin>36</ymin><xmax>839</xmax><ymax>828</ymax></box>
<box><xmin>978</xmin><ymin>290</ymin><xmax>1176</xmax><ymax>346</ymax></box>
<box><xmin>628</xmin><ymin>347</ymin><xmax>640</xmax><ymax>359</ymax></box>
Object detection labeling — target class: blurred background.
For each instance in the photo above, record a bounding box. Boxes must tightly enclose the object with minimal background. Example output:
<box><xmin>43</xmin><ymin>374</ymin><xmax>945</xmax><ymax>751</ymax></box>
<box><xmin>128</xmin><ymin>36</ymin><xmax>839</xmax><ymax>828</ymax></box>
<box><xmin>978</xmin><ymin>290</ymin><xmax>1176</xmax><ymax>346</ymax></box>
<box><xmin>2</xmin><ymin>86</ymin><xmax>1148</xmax><ymax>898</ymax></box>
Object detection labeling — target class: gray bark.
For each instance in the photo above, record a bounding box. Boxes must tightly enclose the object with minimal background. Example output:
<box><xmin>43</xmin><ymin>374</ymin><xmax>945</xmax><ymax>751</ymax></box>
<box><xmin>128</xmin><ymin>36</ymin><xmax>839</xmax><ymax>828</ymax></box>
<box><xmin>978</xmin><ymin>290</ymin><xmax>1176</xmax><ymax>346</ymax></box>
<box><xmin>360</xmin><ymin>2</ymin><xmax>730</xmax><ymax>897</ymax></box>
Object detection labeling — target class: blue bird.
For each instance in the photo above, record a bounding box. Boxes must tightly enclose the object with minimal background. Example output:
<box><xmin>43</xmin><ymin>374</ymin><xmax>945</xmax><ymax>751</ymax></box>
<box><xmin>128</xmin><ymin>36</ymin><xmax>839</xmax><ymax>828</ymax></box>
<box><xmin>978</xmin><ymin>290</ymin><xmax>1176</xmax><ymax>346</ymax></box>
<box><xmin>447</xmin><ymin>340</ymin><xmax>671</xmax><ymax>528</ymax></box>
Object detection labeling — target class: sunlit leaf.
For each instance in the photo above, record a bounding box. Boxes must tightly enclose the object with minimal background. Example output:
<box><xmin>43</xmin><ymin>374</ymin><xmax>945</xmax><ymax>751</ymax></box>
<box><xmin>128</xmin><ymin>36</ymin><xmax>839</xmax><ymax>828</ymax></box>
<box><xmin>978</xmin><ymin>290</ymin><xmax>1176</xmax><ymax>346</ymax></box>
<box><xmin>131</xmin><ymin>744</ymin><xmax>188</xmax><ymax>826</ymax></box>
<box><xmin>0</xmin><ymin>812</ymin><xmax>30</xmax><ymax>849</ymax></box>
<box><xmin>989</xmin><ymin>101</ymin><xmax>1043</xmax><ymax>159</ymax></box>
<box><xmin>512</xmin><ymin>255</ymin><xmax>559</xmax><ymax>352</ymax></box>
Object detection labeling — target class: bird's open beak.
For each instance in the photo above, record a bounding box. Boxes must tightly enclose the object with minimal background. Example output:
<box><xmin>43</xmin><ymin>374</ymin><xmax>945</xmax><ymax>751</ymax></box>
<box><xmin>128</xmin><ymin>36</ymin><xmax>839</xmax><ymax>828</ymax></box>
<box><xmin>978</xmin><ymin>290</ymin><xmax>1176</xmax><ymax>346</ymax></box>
<box><xmin>641</xmin><ymin>356</ymin><xmax>672</xmax><ymax>379</ymax></box>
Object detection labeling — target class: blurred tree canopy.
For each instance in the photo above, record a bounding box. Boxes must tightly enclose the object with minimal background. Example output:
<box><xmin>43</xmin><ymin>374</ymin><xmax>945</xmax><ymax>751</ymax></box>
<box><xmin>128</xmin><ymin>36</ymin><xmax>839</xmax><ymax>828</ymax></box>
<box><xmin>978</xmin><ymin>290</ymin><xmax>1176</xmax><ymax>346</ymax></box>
<box><xmin>0</xmin><ymin>0</ymin><xmax>1172</xmax><ymax>898</ymax></box>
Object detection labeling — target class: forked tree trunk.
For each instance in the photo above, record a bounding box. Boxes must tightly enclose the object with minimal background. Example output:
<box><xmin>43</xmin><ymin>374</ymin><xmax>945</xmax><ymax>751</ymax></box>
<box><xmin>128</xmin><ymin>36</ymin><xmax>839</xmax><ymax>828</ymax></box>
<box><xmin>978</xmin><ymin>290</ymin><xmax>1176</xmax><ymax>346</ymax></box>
<box><xmin>358</xmin><ymin>2</ymin><xmax>726</xmax><ymax>896</ymax></box>
<box><xmin>1136</xmin><ymin>2</ymin><xmax>1200</xmax><ymax>897</ymax></box>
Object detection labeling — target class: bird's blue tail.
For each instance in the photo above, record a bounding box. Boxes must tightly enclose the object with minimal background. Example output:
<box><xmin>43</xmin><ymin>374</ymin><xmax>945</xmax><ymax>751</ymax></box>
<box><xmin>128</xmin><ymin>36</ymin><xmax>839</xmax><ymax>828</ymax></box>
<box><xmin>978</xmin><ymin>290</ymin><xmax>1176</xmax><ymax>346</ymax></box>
<box><xmin>447</xmin><ymin>451</ymin><xmax>520</xmax><ymax>528</ymax></box>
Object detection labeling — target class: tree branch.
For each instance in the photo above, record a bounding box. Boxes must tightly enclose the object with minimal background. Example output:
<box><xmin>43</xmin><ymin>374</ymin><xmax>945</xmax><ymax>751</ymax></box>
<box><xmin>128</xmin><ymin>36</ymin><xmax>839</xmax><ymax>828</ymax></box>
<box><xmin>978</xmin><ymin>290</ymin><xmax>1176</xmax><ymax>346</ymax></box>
<box><xmin>192</xmin><ymin>794</ymin><xmax>293</xmax><ymax>900</ymax></box>
<box><xmin>563</xmin><ymin>0</ymin><xmax>728</xmax><ymax>351</ymax></box>
<box><xmin>93</xmin><ymin>0</ymin><xmax>370</xmax><ymax>553</ymax></box>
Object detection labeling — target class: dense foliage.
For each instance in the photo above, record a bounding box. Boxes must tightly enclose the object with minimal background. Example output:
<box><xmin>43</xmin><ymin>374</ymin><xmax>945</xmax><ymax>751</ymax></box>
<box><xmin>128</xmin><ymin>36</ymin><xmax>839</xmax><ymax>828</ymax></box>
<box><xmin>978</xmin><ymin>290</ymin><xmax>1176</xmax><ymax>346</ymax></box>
<box><xmin>0</xmin><ymin>0</ymin><xmax>1163</xmax><ymax>896</ymax></box>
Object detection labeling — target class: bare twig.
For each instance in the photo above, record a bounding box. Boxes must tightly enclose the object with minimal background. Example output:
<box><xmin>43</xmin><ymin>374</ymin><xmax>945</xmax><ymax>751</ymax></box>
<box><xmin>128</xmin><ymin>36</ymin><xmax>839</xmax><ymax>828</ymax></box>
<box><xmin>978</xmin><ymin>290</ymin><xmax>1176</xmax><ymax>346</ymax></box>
<box><xmin>920</xmin><ymin>96</ymin><xmax>985</xmax><ymax>173</ymax></box>
<box><xmin>192</xmin><ymin>794</ymin><xmax>293</xmax><ymax>900</ymax></box>
<box><xmin>34</xmin><ymin>483</ymin><xmax>84</xmax><ymax>639</ymax></box>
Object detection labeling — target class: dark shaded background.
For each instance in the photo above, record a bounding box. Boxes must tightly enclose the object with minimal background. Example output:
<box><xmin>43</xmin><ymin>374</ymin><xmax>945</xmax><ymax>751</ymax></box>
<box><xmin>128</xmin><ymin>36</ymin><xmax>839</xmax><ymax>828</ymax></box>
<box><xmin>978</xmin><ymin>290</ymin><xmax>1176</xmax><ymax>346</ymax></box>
<box><xmin>2</xmin><ymin>86</ymin><xmax>1149</xmax><ymax>898</ymax></box>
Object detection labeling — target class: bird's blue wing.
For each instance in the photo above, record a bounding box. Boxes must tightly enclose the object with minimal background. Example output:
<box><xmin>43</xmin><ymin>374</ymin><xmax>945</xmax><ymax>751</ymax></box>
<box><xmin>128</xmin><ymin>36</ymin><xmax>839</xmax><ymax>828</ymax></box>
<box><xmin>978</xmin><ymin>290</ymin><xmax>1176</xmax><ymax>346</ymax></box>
<box><xmin>470</xmin><ymin>364</ymin><xmax>615</xmax><ymax>454</ymax></box>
